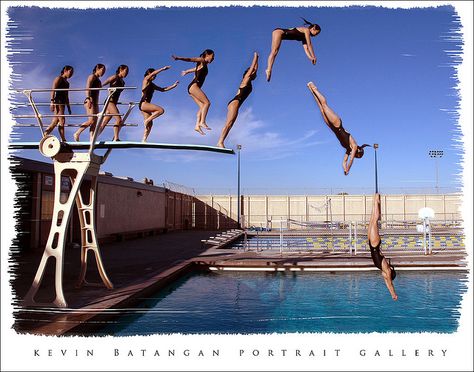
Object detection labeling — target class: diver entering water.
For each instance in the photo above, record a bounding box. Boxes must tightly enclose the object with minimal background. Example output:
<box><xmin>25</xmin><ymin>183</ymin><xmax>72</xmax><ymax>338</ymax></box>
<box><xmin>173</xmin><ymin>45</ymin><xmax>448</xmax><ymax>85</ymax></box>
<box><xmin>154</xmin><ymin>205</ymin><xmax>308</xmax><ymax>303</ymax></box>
<box><xmin>368</xmin><ymin>193</ymin><xmax>398</xmax><ymax>301</ymax></box>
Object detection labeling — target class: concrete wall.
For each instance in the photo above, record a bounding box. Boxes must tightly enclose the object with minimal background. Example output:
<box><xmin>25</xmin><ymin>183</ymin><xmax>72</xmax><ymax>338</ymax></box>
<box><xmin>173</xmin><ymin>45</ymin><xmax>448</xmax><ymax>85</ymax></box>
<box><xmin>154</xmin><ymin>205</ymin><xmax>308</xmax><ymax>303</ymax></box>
<box><xmin>196</xmin><ymin>193</ymin><xmax>463</xmax><ymax>228</ymax></box>
<box><xmin>96</xmin><ymin>179</ymin><xmax>167</xmax><ymax>237</ymax></box>
<box><xmin>166</xmin><ymin>192</ymin><xmax>193</xmax><ymax>230</ymax></box>
<box><xmin>85</xmin><ymin>176</ymin><xmax>198</xmax><ymax>238</ymax></box>
<box><xmin>193</xmin><ymin>197</ymin><xmax>237</xmax><ymax>230</ymax></box>
<box><xmin>11</xmin><ymin>157</ymin><xmax>199</xmax><ymax>250</ymax></box>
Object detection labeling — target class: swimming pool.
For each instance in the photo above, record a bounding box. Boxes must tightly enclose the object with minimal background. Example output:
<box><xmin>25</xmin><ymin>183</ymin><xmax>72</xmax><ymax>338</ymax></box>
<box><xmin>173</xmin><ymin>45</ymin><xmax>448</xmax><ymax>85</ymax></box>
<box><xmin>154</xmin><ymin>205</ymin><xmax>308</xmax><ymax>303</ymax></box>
<box><xmin>95</xmin><ymin>270</ymin><xmax>467</xmax><ymax>335</ymax></box>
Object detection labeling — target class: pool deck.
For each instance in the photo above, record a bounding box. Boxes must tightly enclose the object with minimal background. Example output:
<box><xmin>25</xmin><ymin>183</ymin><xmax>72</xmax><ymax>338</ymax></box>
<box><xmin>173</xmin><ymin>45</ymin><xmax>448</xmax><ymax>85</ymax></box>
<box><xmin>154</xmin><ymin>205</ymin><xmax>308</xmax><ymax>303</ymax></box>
<box><xmin>12</xmin><ymin>230</ymin><xmax>467</xmax><ymax>336</ymax></box>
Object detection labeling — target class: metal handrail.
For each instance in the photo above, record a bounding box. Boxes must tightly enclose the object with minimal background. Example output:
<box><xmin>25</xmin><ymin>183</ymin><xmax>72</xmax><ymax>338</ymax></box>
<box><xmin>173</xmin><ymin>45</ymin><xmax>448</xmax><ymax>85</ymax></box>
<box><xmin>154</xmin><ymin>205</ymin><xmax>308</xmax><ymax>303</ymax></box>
<box><xmin>14</xmin><ymin>114</ymin><xmax>124</xmax><ymax>118</ymax></box>
<box><xmin>16</xmin><ymin>86</ymin><xmax>137</xmax><ymax>155</ymax></box>
<box><xmin>15</xmin><ymin>87</ymin><xmax>136</xmax><ymax>92</ymax></box>
<box><xmin>13</xmin><ymin>123</ymin><xmax>138</xmax><ymax>127</ymax></box>
<box><xmin>13</xmin><ymin>101</ymin><xmax>140</xmax><ymax>107</ymax></box>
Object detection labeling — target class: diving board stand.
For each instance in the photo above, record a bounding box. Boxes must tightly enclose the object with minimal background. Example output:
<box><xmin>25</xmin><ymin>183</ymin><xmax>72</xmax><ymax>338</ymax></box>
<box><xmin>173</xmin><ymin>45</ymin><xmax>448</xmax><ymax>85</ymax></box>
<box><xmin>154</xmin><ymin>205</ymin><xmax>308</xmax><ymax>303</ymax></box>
<box><xmin>14</xmin><ymin>140</ymin><xmax>233</xmax><ymax>308</ymax></box>
<box><xmin>13</xmin><ymin>86</ymin><xmax>234</xmax><ymax>308</ymax></box>
<box><xmin>20</xmin><ymin>138</ymin><xmax>114</xmax><ymax>307</ymax></box>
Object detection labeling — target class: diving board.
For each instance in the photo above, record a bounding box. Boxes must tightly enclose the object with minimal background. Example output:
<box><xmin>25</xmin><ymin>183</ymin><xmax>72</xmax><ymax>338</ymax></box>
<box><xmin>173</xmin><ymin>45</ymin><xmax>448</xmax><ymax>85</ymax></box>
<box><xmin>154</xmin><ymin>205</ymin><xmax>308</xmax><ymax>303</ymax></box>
<box><xmin>9</xmin><ymin>141</ymin><xmax>235</xmax><ymax>154</ymax></box>
<box><xmin>19</xmin><ymin>137</ymin><xmax>234</xmax><ymax>308</ymax></box>
<box><xmin>18</xmin><ymin>136</ymin><xmax>234</xmax><ymax>308</ymax></box>
<box><xmin>16</xmin><ymin>85</ymin><xmax>235</xmax><ymax>309</ymax></box>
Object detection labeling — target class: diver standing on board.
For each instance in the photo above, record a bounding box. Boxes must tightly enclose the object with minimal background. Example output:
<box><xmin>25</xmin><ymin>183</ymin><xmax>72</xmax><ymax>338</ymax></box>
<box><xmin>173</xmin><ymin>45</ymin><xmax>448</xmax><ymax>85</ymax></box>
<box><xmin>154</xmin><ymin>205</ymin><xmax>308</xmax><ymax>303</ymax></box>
<box><xmin>74</xmin><ymin>64</ymin><xmax>106</xmax><ymax>142</ymax></box>
<box><xmin>99</xmin><ymin>64</ymin><xmax>129</xmax><ymax>141</ymax></box>
<box><xmin>44</xmin><ymin>65</ymin><xmax>74</xmax><ymax>142</ymax></box>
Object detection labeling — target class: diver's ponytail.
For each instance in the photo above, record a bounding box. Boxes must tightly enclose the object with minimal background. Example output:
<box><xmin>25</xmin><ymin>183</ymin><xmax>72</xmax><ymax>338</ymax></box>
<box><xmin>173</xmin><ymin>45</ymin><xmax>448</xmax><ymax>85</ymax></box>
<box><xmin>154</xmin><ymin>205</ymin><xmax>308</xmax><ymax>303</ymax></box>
<box><xmin>301</xmin><ymin>17</ymin><xmax>313</xmax><ymax>26</ymax></box>
<box><xmin>301</xmin><ymin>17</ymin><xmax>321</xmax><ymax>32</ymax></box>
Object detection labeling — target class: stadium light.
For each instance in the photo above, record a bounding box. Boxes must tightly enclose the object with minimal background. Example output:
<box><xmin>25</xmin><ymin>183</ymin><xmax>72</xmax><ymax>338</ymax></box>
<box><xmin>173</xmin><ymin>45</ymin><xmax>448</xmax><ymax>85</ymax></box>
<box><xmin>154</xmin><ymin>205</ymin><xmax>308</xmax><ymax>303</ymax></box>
<box><xmin>428</xmin><ymin>150</ymin><xmax>444</xmax><ymax>193</ymax></box>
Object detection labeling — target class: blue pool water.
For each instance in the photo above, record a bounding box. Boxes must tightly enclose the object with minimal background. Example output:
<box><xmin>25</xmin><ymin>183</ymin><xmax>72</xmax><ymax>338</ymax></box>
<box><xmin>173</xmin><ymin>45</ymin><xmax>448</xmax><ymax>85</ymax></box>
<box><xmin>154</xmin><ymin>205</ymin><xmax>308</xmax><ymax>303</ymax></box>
<box><xmin>97</xmin><ymin>270</ymin><xmax>467</xmax><ymax>335</ymax></box>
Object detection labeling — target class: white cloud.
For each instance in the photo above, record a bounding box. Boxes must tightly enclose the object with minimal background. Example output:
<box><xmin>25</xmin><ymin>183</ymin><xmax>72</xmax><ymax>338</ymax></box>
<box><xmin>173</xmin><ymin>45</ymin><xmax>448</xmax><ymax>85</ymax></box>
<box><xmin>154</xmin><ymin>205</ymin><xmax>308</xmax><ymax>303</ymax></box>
<box><xmin>14</xmin><ymin>64</ymin><xmax>59</xmax><ymax>91</ymax></box>
<box><xmin>227</xmin><ymin>107</ymin><xmax>325</xmax><ymax>161</ymax></box>
<box><xmin>119</xmin><ymin>105</ymin><xmax>325</xmax><ymax>162</ymax></box>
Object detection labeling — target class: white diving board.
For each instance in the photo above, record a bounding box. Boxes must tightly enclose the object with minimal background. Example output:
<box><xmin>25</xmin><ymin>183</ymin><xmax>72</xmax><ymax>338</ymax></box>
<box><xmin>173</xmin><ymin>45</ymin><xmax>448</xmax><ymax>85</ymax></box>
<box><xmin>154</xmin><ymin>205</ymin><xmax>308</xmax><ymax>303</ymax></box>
<box><xmin>9</xmin><ymin>141</ymin><xmax>235</xmax><ymax>154</ymax></box>
<box><xmin>18</xmin><ymin>138</ymin><xmax>233</xmax><ymax>308</ymax></box>
<box><xmin>14</xmin><ymin>85</ymin><xmax>236</xmax><ymax>308</ymax></box>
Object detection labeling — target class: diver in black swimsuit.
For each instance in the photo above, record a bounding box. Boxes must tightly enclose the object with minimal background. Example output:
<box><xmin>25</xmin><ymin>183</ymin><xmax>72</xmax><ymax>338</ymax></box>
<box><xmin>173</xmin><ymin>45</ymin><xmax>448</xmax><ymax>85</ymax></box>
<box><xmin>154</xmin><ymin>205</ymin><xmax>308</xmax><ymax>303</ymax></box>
<box><xmin>266</xmin><ymin>18</ymin><xmax>321</xmax><ymax>82</ymax></box>
<box><xmin>74</xmin><ymin>64</ymin><xmax>106</xmax><ymax>142</ymax></box>
<box><xmin>277</xmin><ymin>28</ymin><xmax>309</xmax><ymax>44</ymax></box>
<box><xmin>368</xmin><ymin>193</ymin><xmax>398</xmax><ymax>301</ymax></box>
<box><xmin>139</xmin><ymin>66</ymin><xmax>179</xmax><ymax>142</ymax></box>
<box><xmin>217</xmin><ymin>52</ymin><xmax>259</xmax><ymax>148</ymax></box>
<box><xmin>172</xmin><ymin>49</ymin><xmax>215</xmax><ymax>135</ymax></box>
<box><xmin>307</xmin><ymin>81</ymin><xmax>369</xmax><ymax>175</ymax></box>
<box><xmin>330</xmin><ymin>122</ymin><xmax>353</xmax><ymax>156</ymax></box>
<box><xmin>99</xmin><ymin>64</ymin><xmax>129</xmax><ymax>141</ymax></box>
<box><xmin>109</xmin><ymin>76</ymin><xmax>125</xmax><ymax>104</ymax></box>
<box><xmin>187</xmin><ymin>63</ymin><xmax>208</xmax><ymax>94</ymax></box>
<box><xmin>44</xmin><ymin>65</ymin><xmax>74</xmax><ymax>142</ymax></box>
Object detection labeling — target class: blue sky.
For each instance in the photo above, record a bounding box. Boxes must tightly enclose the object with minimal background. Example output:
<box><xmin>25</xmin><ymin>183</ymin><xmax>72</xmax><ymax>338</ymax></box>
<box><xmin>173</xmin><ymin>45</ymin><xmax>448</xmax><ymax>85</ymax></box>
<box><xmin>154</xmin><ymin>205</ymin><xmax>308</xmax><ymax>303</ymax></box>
<box><xmin>5</xmin><ymin>4</ymin><xmax>465</xmax><ymax>194</ymax></box>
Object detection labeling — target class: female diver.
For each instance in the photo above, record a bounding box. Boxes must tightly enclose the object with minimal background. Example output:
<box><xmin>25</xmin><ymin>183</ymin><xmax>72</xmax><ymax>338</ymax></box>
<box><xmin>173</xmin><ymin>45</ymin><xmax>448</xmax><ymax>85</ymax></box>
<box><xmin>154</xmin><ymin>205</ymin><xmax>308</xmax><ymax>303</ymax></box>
<box><xmin>139</xmin><ymin>66</ymin><xmax>179</xmax><ymax>142</ymax></box>
<box><xmin>99</xmin><ymin>64</ymin><xmax>129</xmax><ymax>141</ymax></box>
<box><xmin>307</xmin><ymin>81</ymin><xmax>369</xmax><ymax>175</ymax></box>
<box><xmin>172</xmin><ymin>49</ymin><xmax>215</xmax><ymax>135</ymax></box>
<box><xmin>44</xmin><ymin>65</ymin><xmax>74</xmax><ymax>142</ymax></box>
<box><xmin>217</xmin><ymin>52</ymin><xmax>259</xmax><ymax>148</ymax></box>
<box><xmin>74</xmin><ymin>63</ymin><xmax>106</xmax><ymax>142</ymax></box>
<box><xmin>266</xmin><ymin>18</ymin><xmax>321</xmax><ymax>82</ymax></box>
<box><xmin>368</xmin><ymin>193</ymin><xmax>398</xmax><ymax>301</ymax></box>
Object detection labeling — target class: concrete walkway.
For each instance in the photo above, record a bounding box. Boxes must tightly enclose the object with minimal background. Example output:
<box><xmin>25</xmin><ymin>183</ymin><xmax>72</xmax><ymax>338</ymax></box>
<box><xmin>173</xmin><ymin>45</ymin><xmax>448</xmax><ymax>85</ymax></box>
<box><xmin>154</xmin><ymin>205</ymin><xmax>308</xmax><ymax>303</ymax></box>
<box><xmin>12</xmin><ymin>230</ymin><xmax>220</xmax><ymax>333</ymax></box>
<box><xmin>12</xmin><ymin>230</ymin><xmax>223</xmax><ymax>305</ymax></box>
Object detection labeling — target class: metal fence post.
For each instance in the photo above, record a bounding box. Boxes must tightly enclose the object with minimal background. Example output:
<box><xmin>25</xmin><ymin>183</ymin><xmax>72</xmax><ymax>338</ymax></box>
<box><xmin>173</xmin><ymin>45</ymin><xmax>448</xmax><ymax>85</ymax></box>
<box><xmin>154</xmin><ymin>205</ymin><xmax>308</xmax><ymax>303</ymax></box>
<box><xmin>354</xmin><ymin>221</ymin><xmax>358</xmax><ymax>256</ymax></box>
<box><xmin>423</xmin><ymin>218</ymin><xmax>427</xmax><ymax>255</ymax></box>
<box><xmin>279</xmin><ymin>219</ymin><xmax>283</xmax><ymax>255</ymax></box>
<box><xmin>428</xmin><ymin>219</ymin><xmax>432</xmax><ymax>254</ymax></box>
<box><xmin>244</xmin><ymin>230</ymin><xmax>248</xmax><ymax>251</ymax></box>
<box><xmin>256</xmin><ymin>227</ymin><xmax>259</xmax><ymax>252</ymax></box>
<box><xmin>349</xmin><ymin>221</ymin><xmax>352</xmax><ymax>255</ymax></box>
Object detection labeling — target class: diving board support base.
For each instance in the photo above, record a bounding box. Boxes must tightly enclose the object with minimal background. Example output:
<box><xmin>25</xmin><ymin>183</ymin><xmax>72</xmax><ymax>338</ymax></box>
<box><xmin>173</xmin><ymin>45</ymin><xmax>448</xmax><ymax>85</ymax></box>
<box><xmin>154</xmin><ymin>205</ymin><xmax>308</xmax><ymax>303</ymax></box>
<box><xmin>22</xmin><ymin>151</ymin><xmax>113</xmax><ymax>308</ymax></box>
<box><xmin>75</xmin><ymin>172</ymin><xmax>113</xmax><ymax>290</ymax></box>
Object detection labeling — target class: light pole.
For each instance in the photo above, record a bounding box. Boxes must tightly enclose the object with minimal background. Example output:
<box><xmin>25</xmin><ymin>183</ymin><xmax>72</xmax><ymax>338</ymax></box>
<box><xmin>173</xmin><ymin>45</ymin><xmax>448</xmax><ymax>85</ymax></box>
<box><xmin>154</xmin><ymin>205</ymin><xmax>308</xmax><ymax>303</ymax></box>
<box><xmin>429</xmin><ymin>150</ymin><xmax>443</xmax><ymax>194</ymax></box>
<box><xmin>237</xmin><ymin>144</ymin><xmax>242</xmax><ymax>228</ymax></box>
<box><xmin>373</xmin><ymin>143</ymin><xmax>379</xmax><ymax>193</ymax></box>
